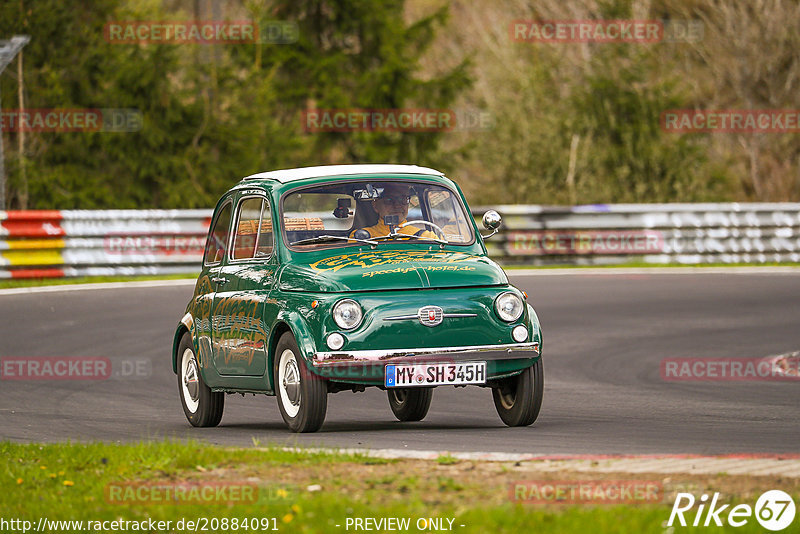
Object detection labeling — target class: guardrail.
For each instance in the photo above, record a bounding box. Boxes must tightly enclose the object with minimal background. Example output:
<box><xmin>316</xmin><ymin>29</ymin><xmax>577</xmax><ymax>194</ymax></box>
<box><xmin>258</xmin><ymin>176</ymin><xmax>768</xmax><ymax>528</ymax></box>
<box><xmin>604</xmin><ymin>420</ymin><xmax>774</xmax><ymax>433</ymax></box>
<box><xmin>475</xmin><ymin>203</ymin><xmax>800</xmax><ymax>265</ymax></box>
<box><xmin>1</xmin><ymin>204</ymin><xmax>799</xmax><ymax>278</ymax></box>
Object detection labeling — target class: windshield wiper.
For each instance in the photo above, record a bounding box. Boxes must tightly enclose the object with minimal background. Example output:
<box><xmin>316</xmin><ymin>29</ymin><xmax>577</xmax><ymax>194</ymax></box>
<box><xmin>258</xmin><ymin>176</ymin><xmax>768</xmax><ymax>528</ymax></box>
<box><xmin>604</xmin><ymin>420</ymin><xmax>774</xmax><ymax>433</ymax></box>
<box><xmin>290</xmin><ymin>234</ymin><xmax>378</xmax><ymax>247</ymax></box>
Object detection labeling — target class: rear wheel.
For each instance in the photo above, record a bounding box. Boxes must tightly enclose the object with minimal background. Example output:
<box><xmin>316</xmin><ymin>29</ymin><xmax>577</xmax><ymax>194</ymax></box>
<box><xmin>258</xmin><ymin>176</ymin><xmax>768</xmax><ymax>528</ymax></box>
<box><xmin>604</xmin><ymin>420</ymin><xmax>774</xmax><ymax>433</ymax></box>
<box><xmin>388</xmin><ymin>388</ymin><xmax>433</xmax><ymax>422</ymax></box>
<box><xmin>178</xmin><ymin>332</ymin><xmax>224</xmax><ymax>427</ymax></box>
<box><xmin>492</xmin><ymin>358</ymin><xmax>543</xmax><ymax>427</ymax></box>
<box><xmin>274</xmin><ymin>332</ymin><xmax>327</xmax><ymax>433</ymax></box>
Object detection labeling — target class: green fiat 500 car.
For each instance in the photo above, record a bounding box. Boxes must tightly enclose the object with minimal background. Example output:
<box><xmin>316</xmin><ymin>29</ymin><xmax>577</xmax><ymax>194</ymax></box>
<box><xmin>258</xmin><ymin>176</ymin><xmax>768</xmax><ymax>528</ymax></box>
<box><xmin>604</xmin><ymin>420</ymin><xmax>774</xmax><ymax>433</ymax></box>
<box><xmin>173</xmin><ymin>164</ymin><xmax>543</xmax><ymax>432</ymax></box>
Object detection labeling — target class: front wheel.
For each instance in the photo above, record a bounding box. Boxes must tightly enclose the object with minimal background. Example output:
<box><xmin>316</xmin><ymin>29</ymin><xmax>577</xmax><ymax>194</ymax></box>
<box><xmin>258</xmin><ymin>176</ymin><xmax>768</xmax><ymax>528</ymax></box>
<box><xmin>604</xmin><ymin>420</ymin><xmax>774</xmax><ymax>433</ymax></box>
<box><xmin>492</xmin><ymin>358</ymin><xmax>543</xmax><ymax>427</ymax></box>
<box><xmin>274</xmin><ymin>332</ymin><xmax>328</xmax><ymax>433</ymax></box>
<box><xmin>178</xmin><ymin>332</ymin><xmax>224</xmax><ymax>427</ymax></box>
<box><xmin>387</xmin><ymin>388</ymin><xmax>433</xmax><ymax>421</ymax></box>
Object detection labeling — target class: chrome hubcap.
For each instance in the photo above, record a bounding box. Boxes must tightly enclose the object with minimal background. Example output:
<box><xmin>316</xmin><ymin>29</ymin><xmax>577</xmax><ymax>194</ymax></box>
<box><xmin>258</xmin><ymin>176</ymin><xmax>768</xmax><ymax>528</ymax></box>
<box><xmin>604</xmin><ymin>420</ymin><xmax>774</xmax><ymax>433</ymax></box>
<box><xmin>391</xmin><ymin>389</ymin><xmax>407</xmax><ymax>404</ymax></box>
<box><xmin>180</xmin><ymin>347</ymin><xmax>200</xmax><ymax>414</ymax></box>
<box><xmin>183</xmin><ymin>358</ymin><xmax>199</xmax><ymax>402</ymax></box>
<box><xmin>499</xmin><ymin>384</ymin><xmax>516</xmax><ymax>410</ymax></box>
<box><xmin>282</xmin><ymin>359</ymin><xmax>301</xmax><ymax>406</ymax></box>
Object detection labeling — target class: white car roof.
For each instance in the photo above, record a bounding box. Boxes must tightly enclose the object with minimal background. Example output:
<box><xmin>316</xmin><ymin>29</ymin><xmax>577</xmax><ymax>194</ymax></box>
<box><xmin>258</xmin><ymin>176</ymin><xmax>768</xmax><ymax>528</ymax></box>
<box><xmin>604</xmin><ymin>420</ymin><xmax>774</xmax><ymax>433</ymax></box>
<box><xmin>243</xmin><ymin>164</ymin><xmax>444</xmax><ymax>183</ymax></box>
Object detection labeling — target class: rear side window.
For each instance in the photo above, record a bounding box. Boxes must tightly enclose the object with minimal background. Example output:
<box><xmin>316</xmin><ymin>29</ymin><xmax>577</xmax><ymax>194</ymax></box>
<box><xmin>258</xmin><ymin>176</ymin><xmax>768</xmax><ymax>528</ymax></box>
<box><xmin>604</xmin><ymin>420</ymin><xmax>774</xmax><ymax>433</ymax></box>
<box><xmin>203</xmin><ymin>202</ymin><xmax>232</xmax><ymax>266</ymax></box>
<box><xmin>232</xmin><ymin>197</ymin><xmax>274</xmax><ymax>261</ymax></box>
<box><xmin>256</xmin><ymin>205</ymin><xmax>274</xmax><ymax>258</ymax></box>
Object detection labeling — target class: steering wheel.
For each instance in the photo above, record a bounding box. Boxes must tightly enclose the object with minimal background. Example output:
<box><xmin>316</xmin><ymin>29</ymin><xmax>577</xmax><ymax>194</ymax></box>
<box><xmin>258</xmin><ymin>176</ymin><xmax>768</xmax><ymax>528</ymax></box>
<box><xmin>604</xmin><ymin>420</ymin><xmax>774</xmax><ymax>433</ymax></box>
<box><xmin>398</xmin><ymin>220</ymin><xmax>448</xmax><ymax>241</ymax></box>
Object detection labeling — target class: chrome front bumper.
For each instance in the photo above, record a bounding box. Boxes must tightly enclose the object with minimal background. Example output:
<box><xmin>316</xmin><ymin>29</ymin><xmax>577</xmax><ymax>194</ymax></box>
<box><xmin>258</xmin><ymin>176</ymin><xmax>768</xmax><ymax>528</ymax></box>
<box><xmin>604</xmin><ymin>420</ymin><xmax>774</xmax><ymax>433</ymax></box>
<box><xmin>312</xmin><ymin>341</ymin><xmax>540</xmax><ymax>366</ymax></box>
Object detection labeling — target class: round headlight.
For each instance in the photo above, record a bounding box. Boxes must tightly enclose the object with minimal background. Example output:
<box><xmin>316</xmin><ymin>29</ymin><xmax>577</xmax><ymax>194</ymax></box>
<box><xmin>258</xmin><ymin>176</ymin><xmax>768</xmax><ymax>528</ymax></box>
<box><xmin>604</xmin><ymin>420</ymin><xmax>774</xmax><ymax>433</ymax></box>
<box><xmin>332</xmin><ymin>299</ymin><xmax>362</xmax><ymax>330</ymax></box>
<box><xmin>495</xmin><ymin>292</ymin><xmax>524</xmax><ymax>322</ymax></box>
<box><xmin>326</xmin><ymin>333</ymin><xmax>345</xmax><ymax>350</ymax></box>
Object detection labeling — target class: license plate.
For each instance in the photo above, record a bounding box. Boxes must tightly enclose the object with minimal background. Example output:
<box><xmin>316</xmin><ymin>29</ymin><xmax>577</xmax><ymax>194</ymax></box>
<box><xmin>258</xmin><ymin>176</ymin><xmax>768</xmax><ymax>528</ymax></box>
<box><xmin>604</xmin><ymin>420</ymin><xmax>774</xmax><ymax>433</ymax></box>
<box><xmin>385</xmin><ymin>362</ymin><xmax>486</xmax><ymax>387</ymax></box>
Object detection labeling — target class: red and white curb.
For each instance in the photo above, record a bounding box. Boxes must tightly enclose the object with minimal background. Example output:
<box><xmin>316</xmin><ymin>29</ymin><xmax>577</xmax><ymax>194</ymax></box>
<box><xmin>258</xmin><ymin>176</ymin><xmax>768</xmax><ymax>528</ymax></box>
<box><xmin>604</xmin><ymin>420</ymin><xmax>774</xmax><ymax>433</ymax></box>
<box><xmin>282</xmin><ymin>448</ymin><xmax>800</xmax><ymax>477</ymax></box>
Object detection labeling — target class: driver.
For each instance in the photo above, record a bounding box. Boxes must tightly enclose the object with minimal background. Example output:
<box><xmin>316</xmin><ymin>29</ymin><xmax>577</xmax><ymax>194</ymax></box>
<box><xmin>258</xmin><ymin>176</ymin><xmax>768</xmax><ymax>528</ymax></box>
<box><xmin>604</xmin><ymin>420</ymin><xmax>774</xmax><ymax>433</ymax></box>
<box><xmin>352</xmin><ymin>184</ymin><xmax>437</xmax><ymax>239</ymax></box>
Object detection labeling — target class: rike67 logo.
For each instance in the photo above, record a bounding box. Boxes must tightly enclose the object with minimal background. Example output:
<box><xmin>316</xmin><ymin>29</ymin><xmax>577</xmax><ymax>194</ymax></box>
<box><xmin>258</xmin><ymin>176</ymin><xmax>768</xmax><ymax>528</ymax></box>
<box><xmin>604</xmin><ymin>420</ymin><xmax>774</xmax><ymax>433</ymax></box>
<box><xmin>668</xmin><ymin>490</ymin><xmax>796</xmax><ymax>531</ymax></box>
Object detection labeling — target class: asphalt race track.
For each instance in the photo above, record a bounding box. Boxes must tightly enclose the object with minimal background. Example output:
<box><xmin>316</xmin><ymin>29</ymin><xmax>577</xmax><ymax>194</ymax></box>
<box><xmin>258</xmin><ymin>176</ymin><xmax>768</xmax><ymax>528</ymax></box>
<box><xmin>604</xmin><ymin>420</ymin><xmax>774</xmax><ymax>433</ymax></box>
<box><xmin>1</xmin><ymin>271</ymin><xmax>799</xmax><ymax>454</ymax></box>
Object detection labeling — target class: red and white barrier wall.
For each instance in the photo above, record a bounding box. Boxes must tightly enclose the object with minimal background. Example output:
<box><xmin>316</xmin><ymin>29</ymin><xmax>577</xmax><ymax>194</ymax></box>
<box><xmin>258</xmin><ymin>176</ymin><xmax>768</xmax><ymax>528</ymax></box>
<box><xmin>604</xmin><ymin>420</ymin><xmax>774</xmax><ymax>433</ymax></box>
<box><xmin>0</xmin><ymin>210</ymin><xmax>212</xmax><ymax>279</ymax></box>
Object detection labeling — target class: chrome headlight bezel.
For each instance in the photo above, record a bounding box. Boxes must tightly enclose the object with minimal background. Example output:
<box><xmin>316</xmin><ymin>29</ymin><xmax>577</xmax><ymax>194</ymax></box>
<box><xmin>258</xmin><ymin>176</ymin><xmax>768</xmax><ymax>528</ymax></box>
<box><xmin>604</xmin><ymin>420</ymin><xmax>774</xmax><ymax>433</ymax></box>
<box><xmin>512</xmin><ymin>324</ymin><xmax>529</xmax><ymax>342</ymax></box>
<box><xmin>495</xmin><ymin>291</ymin><xmax>524</xmax><ymax>322</ymax></box>
<box><xmin>332</xmin><ymin>299</ymin><xmax>363</xmax><ymax>330</ymax></box>
<box><xmin>326</xmin><ymin>332</ymin><xmax>346</xmax><ymax>350</ymax></box>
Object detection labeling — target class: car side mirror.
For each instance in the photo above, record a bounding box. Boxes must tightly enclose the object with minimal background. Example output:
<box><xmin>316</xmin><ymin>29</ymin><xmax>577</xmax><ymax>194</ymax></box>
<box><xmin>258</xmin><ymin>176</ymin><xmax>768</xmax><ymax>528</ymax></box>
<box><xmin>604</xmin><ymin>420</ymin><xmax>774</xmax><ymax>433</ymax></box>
<box><xmin>332</xmin><ymin>198</ymin><xmax>352</xmax><ymax>219</ymax></box>
<box><xmin>481</xmin><ymin>210</ymin><xmax>502</xmax><ymax>239</ymax></box>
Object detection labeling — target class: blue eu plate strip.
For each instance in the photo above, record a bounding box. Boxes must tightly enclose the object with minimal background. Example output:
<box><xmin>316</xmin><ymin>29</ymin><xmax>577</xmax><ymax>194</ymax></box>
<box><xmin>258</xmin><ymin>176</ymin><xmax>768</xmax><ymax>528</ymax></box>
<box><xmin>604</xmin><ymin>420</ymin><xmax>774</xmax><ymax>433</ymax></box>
<box><xmin>384</xmin><ymin>365</ymin><xmax>396</xmax><ymax>387</ymax></box>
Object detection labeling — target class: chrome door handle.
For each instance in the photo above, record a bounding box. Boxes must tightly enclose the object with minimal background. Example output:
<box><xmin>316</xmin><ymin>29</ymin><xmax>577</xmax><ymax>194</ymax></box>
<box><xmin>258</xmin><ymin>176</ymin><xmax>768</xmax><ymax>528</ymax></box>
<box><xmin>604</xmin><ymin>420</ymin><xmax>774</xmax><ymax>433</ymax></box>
<box><xmin>211</xmin><ymin>277</ymin><xmax>228</xmax><ymax>284</ymax></box>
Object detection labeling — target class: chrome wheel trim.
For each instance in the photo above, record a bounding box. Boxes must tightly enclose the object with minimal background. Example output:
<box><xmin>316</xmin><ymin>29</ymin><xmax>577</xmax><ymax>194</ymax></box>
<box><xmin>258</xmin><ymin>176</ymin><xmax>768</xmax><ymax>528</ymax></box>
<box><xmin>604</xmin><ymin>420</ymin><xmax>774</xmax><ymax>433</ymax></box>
<box><xmin>278</xmin><ymin>349</ymin><xmax>301</xmax><ymax>418</ymax></box>
<box><xmin>498</xmin><ymin>384</ymin><xmax>516</xmax><ymax>410</ymax></box>
<box><xmin>390</xmin><ymin>389</ymin><xmax>408</xmax><ymax>404</ymax></box>
<box><xmin>181</xmin><ymin>348</ymin><xmax>200</xmax><ymax>414</ymax></box>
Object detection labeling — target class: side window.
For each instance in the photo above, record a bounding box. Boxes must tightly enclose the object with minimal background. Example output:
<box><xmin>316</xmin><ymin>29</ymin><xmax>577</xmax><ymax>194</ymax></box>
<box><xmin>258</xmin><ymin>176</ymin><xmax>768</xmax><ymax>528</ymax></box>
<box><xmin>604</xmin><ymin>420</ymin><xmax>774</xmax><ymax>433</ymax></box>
<box><xmin>427</xmin><ymin>190</ymin><xmax>470</xmax><ymax>242</ymax></box>
<box><xmin>231</xmin><ymin>196</ymin><xmax>274</xmax><ymax>261</ymax></box>
<box><xmin>233</xmin><ymin>198</ymin><xmax>263</xmax><ymax>260</ymax></box>
<box><xmin>256</xmin><ymin>200</ymin><xmax>274</xmax><ymax>257</ymax></box>
<box><xmin>203</xmin><ymin>202</ymin><xmax>232</xmax><ymax>266</ymax></box>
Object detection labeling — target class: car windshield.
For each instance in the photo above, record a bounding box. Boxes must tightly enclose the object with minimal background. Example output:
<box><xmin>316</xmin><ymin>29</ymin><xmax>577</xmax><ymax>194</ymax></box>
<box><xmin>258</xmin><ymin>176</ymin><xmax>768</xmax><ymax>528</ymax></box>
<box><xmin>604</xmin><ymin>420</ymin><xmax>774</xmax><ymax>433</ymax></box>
<box><xmin>283</xmin><ymin>180</ymin><xmax>474</xmax><ymax>250</ymax></box>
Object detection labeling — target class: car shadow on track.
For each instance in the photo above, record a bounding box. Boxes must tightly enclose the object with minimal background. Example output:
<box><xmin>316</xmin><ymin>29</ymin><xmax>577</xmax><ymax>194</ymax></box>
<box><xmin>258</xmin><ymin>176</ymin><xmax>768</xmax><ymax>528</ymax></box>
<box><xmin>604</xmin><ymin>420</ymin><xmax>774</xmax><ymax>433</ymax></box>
<box><xmin>212</xmin><ymin>421</ymin><xmax>535</xmax><ymax>434</ymax></box>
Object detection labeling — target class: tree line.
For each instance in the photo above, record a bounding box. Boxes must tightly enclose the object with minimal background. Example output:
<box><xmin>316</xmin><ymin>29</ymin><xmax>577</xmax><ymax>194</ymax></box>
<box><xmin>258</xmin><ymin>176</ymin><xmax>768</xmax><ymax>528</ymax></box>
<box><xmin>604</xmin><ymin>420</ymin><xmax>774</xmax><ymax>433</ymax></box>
<box><xmin>0</xmin><ymin>0</ymin><xmax>797</xmax><ymax>209</ymax></box>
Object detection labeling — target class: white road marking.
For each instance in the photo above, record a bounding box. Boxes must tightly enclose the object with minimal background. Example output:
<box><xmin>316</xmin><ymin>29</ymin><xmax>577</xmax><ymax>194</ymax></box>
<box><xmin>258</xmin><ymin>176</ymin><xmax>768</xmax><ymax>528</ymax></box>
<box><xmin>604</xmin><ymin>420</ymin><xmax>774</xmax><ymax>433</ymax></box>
<box><xmin>0</xmin><ymin>279</ymin><xmax>196</xmax><ymax>296</ymax></box>
<box><xmin>507</xmin><ymin>267</ymin><xmax>800</xmax><ymax>276</ymax></box>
